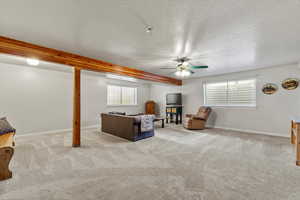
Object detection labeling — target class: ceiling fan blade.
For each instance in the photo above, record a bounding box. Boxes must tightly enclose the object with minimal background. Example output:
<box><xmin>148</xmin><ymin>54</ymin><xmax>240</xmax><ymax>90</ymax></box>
<box><xmin>191</xmin><ymin>65</ymin><xmax>208</xmax><ymax>69</ymax></box>
<box><xmin>160</xmin><ymin>67</ymin><xmax>176</xmax><ymax>69</ymax></box>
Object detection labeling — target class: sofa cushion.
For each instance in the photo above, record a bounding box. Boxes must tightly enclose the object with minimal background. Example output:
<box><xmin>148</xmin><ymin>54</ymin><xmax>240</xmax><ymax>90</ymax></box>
<box><xmin>0</xmin><ymin>117</ymin><xmax>16</xmax><ymax>136</ymax></box>
<box><xmin>196</xmin><ymin>107</ymin><xmax>212</xmax><ymax>121</ymax></box>
<box><xmin>183</xmin><ymin>118</ymin><xmax>192</xmax><ymax>126</ymax></box>
<box><xmin>192</xmin><ymin>116</ymin><xmax>206</xmax><ymax>120</ymax></box>
<box><xmin>185</xmin><ymin>114</ymin><xmax>193</xmax><ymax>118</ymax></box>
<box><xmin>127</xmin><ymin>113</ymin><xmax>144</xmax><ymax>117</ymax></box>
<box><xmin>108</xmin><ymin>112</ymin><xmax>126</xmax><ymax>115</ymax></box>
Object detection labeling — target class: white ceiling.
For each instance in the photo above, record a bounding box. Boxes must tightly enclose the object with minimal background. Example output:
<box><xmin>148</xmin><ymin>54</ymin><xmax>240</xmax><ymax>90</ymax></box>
<box><xmin>0</xmin><ymin>0</ymin><xmax>300</xmax><ymax>79</ymax></box>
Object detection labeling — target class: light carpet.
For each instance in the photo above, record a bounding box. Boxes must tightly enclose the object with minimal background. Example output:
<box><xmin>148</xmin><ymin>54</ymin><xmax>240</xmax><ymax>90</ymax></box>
<box><xmin>0</xmin><ymin>125</ymin><xmax>300</xmax><ymax>200</ymax></box>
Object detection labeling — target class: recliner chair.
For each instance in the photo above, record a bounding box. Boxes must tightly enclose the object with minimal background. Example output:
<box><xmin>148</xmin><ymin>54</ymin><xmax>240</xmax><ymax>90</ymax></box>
<box><xmin>183</xmin><ymin>106</ymin><xmax>212</xmax><ymax>130</ymax></box>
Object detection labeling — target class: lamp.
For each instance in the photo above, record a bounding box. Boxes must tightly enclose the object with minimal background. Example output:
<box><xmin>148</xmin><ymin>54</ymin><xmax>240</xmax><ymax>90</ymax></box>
<box><xmin>26</xmin><ymin>58</ymin><xmax>39</xmax><ymax>66</ymax></box>
<box><xmin>175</xmin><ymin>70</ymin><xmax>191</xmax><ymax>77</ymax></box>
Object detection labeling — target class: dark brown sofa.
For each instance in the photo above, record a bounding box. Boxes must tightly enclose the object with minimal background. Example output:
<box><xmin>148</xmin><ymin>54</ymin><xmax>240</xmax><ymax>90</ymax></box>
<box><xmin>101</xmin><ymin>113</ymin><xmax>154</xmax><ymax>141</ymax></box>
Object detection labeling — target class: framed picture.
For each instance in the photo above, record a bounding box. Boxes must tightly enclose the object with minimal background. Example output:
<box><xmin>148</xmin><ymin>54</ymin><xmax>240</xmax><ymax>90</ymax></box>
<box><xmin>282</xmin><ymin>78</ymin><xmax>299</xmax><ymax>90</ymax></box>
<box><xmin>262</xmin><ymin>83</ymin><xmax>278</xmax><ymax>95</ymax></box>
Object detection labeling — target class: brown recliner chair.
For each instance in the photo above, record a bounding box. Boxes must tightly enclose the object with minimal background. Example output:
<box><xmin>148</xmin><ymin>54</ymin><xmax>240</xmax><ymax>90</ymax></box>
<box><xmin>184</xmin><ymin>106</ymin><xmax>212</xmax><ymax>130</ymax></box>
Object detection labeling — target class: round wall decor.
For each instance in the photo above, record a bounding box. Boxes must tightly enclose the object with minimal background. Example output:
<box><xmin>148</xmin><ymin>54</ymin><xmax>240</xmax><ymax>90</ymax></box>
<box><xmin>262</xmin><ymin>83</ymin><xmax>278</xmax><ymax>95</ymax></box>
<box><xmin>281</xmin><ymin>78</ymin><xmax>299</xmax><ymax>90</ymax></box>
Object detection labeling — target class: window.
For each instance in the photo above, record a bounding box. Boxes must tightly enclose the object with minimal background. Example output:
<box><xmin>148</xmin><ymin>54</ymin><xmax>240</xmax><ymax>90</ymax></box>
<box><xmin>107</xmin><ymin>85</ymin><xmax>137</xmax><ymax>105</ymax></box>
<box><xmin>204</xmin><ymin>79</ymin><xmax>256</xmax><ymax>107</ymax></box>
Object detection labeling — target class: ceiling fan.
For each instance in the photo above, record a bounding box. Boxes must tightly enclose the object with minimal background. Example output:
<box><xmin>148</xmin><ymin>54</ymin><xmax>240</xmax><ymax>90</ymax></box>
<box><xmin>160</xmin><ymin>57</ymin><xmax>208</xmax><ymax>77</ymax></box>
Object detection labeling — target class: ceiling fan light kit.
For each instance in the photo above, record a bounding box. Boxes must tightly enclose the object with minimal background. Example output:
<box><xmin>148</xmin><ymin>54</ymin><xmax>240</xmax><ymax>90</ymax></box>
<box><xmin>182</xmin><ymin>61</ymin><xmax>189</xmax><ymax>66</ymax></box>
<box><xmin>160</xmin><ymin>57</ymin><xmax>209</xmax><ymax>78</ymax></box>
<box><xmin>175</xmin><ymin>70</ymin><xmax>191</xmax><ymax>77</ymax></box>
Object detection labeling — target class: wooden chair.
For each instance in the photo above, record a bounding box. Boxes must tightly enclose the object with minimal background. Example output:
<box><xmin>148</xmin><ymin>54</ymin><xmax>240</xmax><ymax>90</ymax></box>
<box><xmin>291</xmin><ymin>120</ymin><xmax>300</xmax><ymax>166</ymax></box>
<box><xmin>0</xmin><ymin>132</ymin><xmax>15</xmax><ymax>180</ymax></box>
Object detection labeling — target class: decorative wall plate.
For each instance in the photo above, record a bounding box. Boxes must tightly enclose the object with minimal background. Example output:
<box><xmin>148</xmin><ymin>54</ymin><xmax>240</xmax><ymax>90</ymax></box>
<box><xmin>282</xmin><ymin>78</ymin><xmax>299</xmax><ymax>90</ymax></box>
<box><xmin>262</xmin><ymin>83</ymin><xmax>278</xmax><ymax>95</ymax></box>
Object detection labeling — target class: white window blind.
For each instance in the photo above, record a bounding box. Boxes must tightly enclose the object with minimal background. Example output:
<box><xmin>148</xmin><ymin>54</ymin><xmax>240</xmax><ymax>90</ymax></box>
<box><xmin>107</xmin><ymin>85</ymin><xmax>137</xmax><ymax>105</ymax></box>
<box><xmin>204</xmin><ymin>79</ymin><xmax>256</xmax><ymax>107</ymax></box>
<box><xmin>107</xmin><ymin>85</ymin><xmax>122</xmax><ymax>105</ymax></box>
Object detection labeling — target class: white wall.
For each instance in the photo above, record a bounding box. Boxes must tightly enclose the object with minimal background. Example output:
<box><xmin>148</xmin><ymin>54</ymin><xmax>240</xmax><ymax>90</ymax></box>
<box><xmin>149</xmin><ymin>64</ymin><xmax>300</xmax><ymax>137</ymax></box>
<box><xmin>2</xmin><ymin>61</ymin><xmax>299</xmax><ymax>137</ymax></box>
<box><xmin>182</xmin><ymin>64</ymin><xmax>300</xmax><ymax>137</ymax></box>
<box><xmin>0</xmin><ymin>63</ymin><xmax>150</xmax><ymax>135</ymax></box>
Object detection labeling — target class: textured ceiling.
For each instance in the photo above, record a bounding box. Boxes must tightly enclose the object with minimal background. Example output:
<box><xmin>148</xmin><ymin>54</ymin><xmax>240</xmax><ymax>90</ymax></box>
<box><xmin>0</xmin><ymin>0</ymin><xmax>300</xmax><ymax>78</ymax></box>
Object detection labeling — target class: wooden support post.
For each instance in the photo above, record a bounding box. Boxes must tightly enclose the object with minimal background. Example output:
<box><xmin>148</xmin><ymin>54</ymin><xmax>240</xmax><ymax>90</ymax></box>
<box><xmin>296</xmin><ymin>124</ymin><xmax>300</xmax><ymax>166</ymax></box>
<box><xmin>73</xmin><ymin>67</ymin><xmax>81</xmax><ymax>147</ymax></box>
<box><xmin>291</xmin><ymin>120</ymin><xmax>296</xmax><ymax>145</ymax></box>
<box><xmin>291</xmin><ymin>120</ymin><xmax>300</xmax><ymax>166</ymax></box>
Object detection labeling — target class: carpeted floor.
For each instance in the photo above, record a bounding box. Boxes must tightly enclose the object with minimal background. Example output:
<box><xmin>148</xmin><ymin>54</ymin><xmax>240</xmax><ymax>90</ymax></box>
<box><xmin>0</xmin><ymin>125</ymin><xmax>300</xmax><ymax>200</ymax></box>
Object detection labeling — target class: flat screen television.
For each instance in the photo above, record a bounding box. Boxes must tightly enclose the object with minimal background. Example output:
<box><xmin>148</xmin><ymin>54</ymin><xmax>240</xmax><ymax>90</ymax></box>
<box><xmin>166</xmin><ymin>93</ymin><xmax>182</xmax><ymax>105</ymax></box>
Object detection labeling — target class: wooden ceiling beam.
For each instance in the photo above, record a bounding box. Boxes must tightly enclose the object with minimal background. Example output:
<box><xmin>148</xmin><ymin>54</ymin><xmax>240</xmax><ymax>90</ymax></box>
<box><xmin>0</xmin><ymin>36</ymin><xmax>182</xmax><ymax>85</ymax></box>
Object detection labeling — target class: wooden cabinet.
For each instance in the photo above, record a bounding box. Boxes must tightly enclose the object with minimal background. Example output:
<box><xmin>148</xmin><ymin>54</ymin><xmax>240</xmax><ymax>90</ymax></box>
<box><xmin>145</xmin><ymin>101</ymin><xmax>156</xmax><ymax>115</ymax></box>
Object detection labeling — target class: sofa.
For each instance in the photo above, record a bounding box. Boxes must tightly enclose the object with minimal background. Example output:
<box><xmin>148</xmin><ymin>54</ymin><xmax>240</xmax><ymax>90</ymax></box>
<box><xmin>101</xmin><ymin>113</ymin><xmax>155</xmax><ymax>141</ymax></box>
<box><xmin>183</xmin><ymin>106</ymin><xmax>212</xmax><ymax>130</ymax></box>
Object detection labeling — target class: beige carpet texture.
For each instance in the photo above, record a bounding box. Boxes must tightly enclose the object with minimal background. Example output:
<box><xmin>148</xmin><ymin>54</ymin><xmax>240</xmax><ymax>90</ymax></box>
<box><xmin>0</xmin><ymin>126</ymin><xmax>300</xmax><ymax>200</ymax></box>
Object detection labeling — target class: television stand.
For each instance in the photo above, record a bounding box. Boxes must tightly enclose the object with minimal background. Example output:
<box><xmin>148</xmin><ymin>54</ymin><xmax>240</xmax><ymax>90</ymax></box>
<box><xmin>166</xmin><ymin>106</ymin><xmax>182</xmax><ymax>125</ymax></box>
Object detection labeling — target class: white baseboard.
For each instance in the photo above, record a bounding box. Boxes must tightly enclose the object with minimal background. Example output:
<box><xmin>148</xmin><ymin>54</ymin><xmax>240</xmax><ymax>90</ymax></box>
<box><xmin>206</xmin><ymin>125</ymin><xmax>288</xmax><ymax>138</ymax></box>
<box><xmin>16</xmin><ymin>125</ymin><xmax>100</xmax><ymax>138</ymax></box>
<box><xmin>16</xmin><ymin>124</ymin><xmax>288</xmax><ymax>139</ymax></box>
